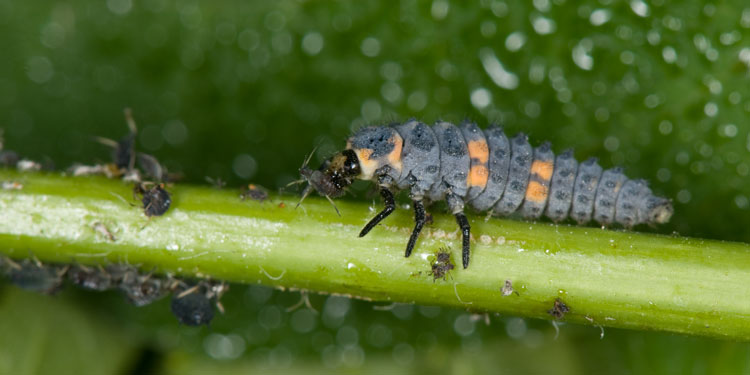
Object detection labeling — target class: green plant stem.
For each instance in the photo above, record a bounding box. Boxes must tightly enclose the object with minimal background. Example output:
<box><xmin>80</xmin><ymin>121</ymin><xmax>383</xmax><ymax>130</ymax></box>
<box><xmin>1</xmin><ymin>170</ymin><xmax>749</xmax><ymax>340</ymax></box>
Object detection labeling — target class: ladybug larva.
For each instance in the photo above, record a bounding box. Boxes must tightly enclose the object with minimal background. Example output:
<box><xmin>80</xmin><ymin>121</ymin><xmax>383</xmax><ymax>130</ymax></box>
<box><xmin>299</xmin><ymin>120</ymin><xmax>673</xmax><ymax>269</ymax></box>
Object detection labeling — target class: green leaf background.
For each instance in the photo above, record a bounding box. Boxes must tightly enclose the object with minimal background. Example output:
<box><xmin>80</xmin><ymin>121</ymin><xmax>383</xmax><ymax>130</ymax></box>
<box><xmin>1</xmin><ymin>0</ymin><xmax>749</xmax><ymax>373</ymax></box>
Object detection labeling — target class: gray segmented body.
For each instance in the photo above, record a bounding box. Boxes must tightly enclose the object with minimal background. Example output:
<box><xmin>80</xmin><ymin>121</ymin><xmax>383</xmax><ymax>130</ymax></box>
<box><xmin>347</xmin><ymin>121</ymin><xmax>670</xmax><ymax>227</ymax></box>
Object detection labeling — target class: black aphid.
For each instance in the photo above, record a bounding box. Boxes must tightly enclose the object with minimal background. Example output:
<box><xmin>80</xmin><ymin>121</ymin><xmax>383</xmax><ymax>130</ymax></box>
<box><xmin>240</xmin><ymin>184</ymin><xmax>269</xmax><ymax>202</ymax></box>
<box><xmin>170</xmin><ymin>281</ymin><xmax>228</xmax><ymax>326</ymax></box>
<box><xmin>134</xmin><ymin>182</ymin><xmax>172</xmax><ymax>217</ymax></box>
<box><xmin>171</xmin><ymin>286</ymin><xmax>214</xmax><ymax>326</ymax></box>
<box><xmin>301</xmin><ymin>121</ymin><xmax>674</xmax><ymax>269</ymax></box>
<box><xmin>548</xmin><ymin>298</ymin><xmax>570</xmax><ymax>319</ymax></box>
<box><xmin>431</xmin><ymin>247</ymin><xmax>455</xmax><ymax>281</ymax></box>
<box><xmin>95</xmin><ymin>108</ymin><xmax>138</xmax><ymax>171</ymax></box>
<box><xmin>3</xmin><ymin>258</ymin><xmax>67</xmax><ymax>295</ymax></box>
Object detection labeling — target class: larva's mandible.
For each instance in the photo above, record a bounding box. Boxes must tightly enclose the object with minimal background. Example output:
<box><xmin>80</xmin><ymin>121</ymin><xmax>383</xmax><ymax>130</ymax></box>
<box><xmin>300</xmin><ymin>121</ymin><xmax>673</xmax><ymax>269</ymax></box>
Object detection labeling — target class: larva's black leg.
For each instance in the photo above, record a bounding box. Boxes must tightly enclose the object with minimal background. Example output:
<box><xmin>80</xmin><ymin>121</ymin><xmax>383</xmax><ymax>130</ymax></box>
<box><xmin>455</xmin><ymin>212</ymin><xmax>471</xmax><ymax>269</ymax></box>
<box><xmin>405</xmin><ymin>199</ymin><xmax>426</xmax><ymax>258</ymax></box>
<box><xmin>359</xmin><ymin>188</ymin><xmax>395</xmax><ymax>237</ymax></box>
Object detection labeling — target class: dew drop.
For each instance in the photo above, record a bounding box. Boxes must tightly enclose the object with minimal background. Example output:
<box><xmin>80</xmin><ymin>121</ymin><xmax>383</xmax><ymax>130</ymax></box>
<box><xmin>470</xmin><ymin>88</ymin><xmax>492</xmax><ymax>109</ymax></box>
<box><xmin>589</xmin><ymin>9</ymin><xmax>611</xmax><ymax>26</ymax></box>
<box><xmin>479</xmin><ymin>48</ymin><xmax>519</xmax><ymax>90</ymax></box>
<box><xmin>630</xmin><ymin>0</ymin><xmax>649</xmax><ymax>17</ymax></box>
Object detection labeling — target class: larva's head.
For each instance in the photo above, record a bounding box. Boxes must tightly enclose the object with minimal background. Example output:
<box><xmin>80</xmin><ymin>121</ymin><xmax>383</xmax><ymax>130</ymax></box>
<box><xmin>299</xmin><ymin>149</ymin><xmax>361</xmax><ymax>199</ymax></box>
<box><xmin>644</xmin><ymin>196</ymin><xmax>673</xmax><ymax>225</ymax></box>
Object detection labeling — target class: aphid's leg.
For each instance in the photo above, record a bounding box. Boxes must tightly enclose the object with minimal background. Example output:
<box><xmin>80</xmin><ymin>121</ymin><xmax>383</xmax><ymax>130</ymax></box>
<box><xmin>359</xmin><ymin>187</ymin><xmax>395</xmax><ymax>237</ymax></box>
<box><xmin>405</xmin><ymin>199</ymin><xmax>426</xmax><ymax>258</ymax></box>
<box><xmin>177</xmin><ymin>284</ymin><xmax>201</xmax><ymax>299</ymax></box>
<box><xmin>324</xmin><ymin>195</ymin><xmax>341</xmax><ymax>217</ymax></box>
<box><xmin>484</xmin><ymin>207</ymin><xmax>494</xmax><ymax>222</ymax></box>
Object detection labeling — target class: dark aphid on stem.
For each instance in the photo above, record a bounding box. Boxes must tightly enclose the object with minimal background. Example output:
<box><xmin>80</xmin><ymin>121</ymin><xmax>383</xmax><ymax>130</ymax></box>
<box><xmin>171</xmin><ymin>289</ymin><xmax>213</xmax><ymax>326</ymax></box>
<box><xmin>134</xmin><ymin>182</ymin><xmax>172</xmax><ymax>217</ymax></box>
<box><xmin>0</xmin><ymin>150</ymin><xmax>19</xmax><ymax>167</ymax></box>
<box><xmin>548</xmin><ymin>298</ymin><xmax>570</xmax><ymax>319</ymax></box>
<box><xmin>430</xmin><ymin>247</ymin><xmax>455</xmax><ymax>281</ymax></box>
<box><xmin>118</xmin><ymin>270</ymin><xmax>171</xmax><ymax>307</ymax></box>
<box><xmin>300</xmin><ymin>121</ymin><xmax>674</xmax><ymax>269</ymax></box>
<box><xmin>94</xmin><ymin>108</ymin><xmax>138</xmax><ymax>171</ymax></box>
<box><xmin>240</xmin><ymin>184</ymin><xmax>269</xmax><ymax>202</ymax></box>
<box><xmin>2</xmin><ymin>257</ymin><xmax>68</xmax><ymax>295</ymax></box>
<box><xmin>170</xmin><ymin>280</ymin><xmax>228</xmax><ymax>326</ymax></box>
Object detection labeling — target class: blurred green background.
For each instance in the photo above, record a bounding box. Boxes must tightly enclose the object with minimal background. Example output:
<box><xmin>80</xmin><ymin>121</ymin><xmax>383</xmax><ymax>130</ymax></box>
<box><xmin>1</xmin><ymin>0</ymin><xmax>750</xmax><ymax>373</ymax></box>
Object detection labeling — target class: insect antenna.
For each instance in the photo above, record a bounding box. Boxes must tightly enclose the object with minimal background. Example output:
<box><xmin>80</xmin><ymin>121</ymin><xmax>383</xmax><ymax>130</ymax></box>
<box><xmin>92</xmin><ymin>136</ymin><xmax>118</xmax><ymax>148</ymax></box>
<box><xmin>283</xmin><ymin>146</ymin><xmax>319</xmax><ymax>195</ymax></box>
<box><xmin>293</xmin><ymin>145</ymin><xmax>321</xmax><ymax>205</ymax></box>
<box><xmin>123</xmin><ymin>108</ymin><xmax>138</xmax><ymax>134</ymax></box>
<box><xmin>122</xmin><ymin>108</ymin><xmax>138</xmax><ymax>171</ymax></box>
<box><xmin>301</xmin><ymin>146</ymin><xmax>317</xmax><ymax>169</ymax></box>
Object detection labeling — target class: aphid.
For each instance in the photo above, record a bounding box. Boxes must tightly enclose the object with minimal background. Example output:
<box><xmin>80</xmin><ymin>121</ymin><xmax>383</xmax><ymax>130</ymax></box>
<box><xmin>501</xmin><ymin>279</ymin><xmax>518</xmax><ymax>296</ymax></box>
<box><xmin>67</xmin><ymin>163</ymin><xmax>121</xmax><ymax>178</ymax></box>
<box><xmin>548</xmin><ymin>298</ymin><xmax>570</xmax><ymax>319</ymax></box>
<box><xmin>2</xmin><ymin>257</ymin><xmax>68</xmax><ymax>295</ymax></box>
<box><xmin>205</xmin><ymin>176</ymin><xmax>226</xmax><ymax>189</ymax></box>
<box><xmin>171</xmin><ymin>287</ymin><xmax>214</xmax><ymax>326</ymax></box>
<box><xmin>430</xmin><ymin>247</ymin><xmax>455</xmax><ymax>281</ymax></box>
<box><xmin>0</xmin><ymin>150</ymin><xmax>19</xmax><ymax>167</ymax></box>
<box><xmin>117</xmin><ymin>270</ymin><xmax>171</xmax><ymax>306</ymax></box>
<box><xmin>95</xmin><ymin>108</ymin><xmax>137</xmax><ymax>171</ymax></box>
<box><xmin>67</xmin><ymin>264</ymin><xmax>115</xmax><ymax>291</ymax></box>
<box><xmin>170</xmin><ymin>280</ymin><xmax>228</xmax><ymax>326</ymax></box>
<box><xmin>16</xmin><ymin>159</ymin><xmax>42</xmax><ymax>172</ymax></box>
<box><xmin>133</xmin><ymin>182</ymin><xmax>172</xmax><ymax>217</ymax></box>
<box><xmin>300</xmin><ymin>121</ymin><xmax>673</xmax><ymax>269</ymax></box>
<box><xmin>92</xmin><ymin>221</ymin><xmax>116</xmax><ymax>241</ymax></box>
<box><xmin>240</xmin><ymin>183</ymin><xmax>269</xmax><ymax>202</ymax></box>
<box><xmin>1</xmin><ymin>181</ymin><xmax>23</xmax><ymax>190</ymax></box>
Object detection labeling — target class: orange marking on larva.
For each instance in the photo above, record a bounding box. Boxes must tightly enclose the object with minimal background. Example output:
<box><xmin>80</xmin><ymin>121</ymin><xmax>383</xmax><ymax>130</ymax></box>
<box><xmin>525</xmin><ymin>180</ymin><xmax>548</xmax><ymax>203</ymax></box>
<box><xmin>467</xmin><ymin>165</ymin><xmax>489</xmax><ymax>188</ymax></box>
<box><xmin>386</xmin><ymin>134</ymin><xmax>404</xmax><ymax>173</ymax></box>
<box><xmin>357</xmin><ymin>148</ymin><xmax>373</xmax><ymax>162</ymax></box>
<box><xmin>530</xmin><ymin>160</ymin><xmax>554</xmax><ymax>181</ymax></box>
<box><xmin>354</xmin><ymin>148</ymin><xmax>379</xmax><ymax>180</ymax></box>
<box><xmin>467</xmin><ymin>140</ymin><xmax>489</xmax><ymax>163</ymax></box>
